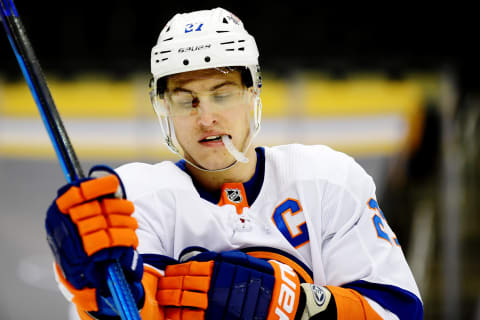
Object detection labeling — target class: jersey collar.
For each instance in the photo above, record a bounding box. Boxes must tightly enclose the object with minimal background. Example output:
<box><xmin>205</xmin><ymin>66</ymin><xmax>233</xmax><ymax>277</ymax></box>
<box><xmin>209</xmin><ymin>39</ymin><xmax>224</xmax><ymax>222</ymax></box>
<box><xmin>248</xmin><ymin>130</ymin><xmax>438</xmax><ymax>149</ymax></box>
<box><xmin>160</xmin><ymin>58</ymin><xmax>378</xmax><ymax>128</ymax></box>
<box><xmin>175</xmin><ymin>147</ymin><xmax>266</xmax><ymax>207</ymax></box>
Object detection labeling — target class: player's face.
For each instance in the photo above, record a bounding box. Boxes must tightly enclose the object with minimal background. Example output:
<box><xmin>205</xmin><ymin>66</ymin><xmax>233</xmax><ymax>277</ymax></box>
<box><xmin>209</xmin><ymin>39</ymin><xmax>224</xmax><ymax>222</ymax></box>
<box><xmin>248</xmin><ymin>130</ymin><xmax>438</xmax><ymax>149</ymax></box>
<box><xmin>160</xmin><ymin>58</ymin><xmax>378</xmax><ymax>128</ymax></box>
<box><xmin>166</xmin><ymin>68</ymin><xmax>254</xmax><ymax>170</ymax></box>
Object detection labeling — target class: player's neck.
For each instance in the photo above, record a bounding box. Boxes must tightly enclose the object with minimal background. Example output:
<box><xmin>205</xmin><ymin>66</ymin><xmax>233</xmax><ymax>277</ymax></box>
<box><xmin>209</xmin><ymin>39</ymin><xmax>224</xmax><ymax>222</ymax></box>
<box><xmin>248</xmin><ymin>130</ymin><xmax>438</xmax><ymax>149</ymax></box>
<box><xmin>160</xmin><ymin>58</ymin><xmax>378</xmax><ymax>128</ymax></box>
<box><xmin>186</xmin><ymin>147</ymin><xmax>257</xmax><ymax>191</ymax></box>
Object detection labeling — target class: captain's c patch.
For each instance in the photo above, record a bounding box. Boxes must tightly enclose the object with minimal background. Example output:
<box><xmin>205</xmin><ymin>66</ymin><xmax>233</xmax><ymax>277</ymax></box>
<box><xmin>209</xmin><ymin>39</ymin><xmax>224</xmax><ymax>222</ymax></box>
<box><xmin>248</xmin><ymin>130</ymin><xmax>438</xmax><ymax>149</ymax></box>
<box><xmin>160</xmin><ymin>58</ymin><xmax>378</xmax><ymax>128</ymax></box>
<box><xmin>272</xmin><ymin>198</ymin><xmax>309</xmax><ymax>248</ymax></box>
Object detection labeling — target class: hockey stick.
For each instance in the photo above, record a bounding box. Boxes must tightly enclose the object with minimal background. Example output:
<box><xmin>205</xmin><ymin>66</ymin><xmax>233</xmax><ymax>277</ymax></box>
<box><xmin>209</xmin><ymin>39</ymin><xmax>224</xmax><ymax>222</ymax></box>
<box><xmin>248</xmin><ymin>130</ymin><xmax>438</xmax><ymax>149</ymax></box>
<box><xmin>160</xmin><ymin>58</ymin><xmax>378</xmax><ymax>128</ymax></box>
<box><xmin>0</xmin><ymin>1</ymin><xmax>141</xmax><ymax>319</ymax></box>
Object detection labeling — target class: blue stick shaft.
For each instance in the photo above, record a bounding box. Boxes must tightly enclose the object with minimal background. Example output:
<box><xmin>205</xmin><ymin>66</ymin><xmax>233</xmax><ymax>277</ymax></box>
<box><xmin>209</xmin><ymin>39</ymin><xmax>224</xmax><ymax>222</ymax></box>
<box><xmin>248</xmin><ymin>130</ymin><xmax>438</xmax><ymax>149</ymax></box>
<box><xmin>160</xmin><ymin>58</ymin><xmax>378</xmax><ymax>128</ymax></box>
<box><xmin>107</xmin><ymin>262</ymin><xmax>143</xmax><ymax>319</ymax></box>
<box><xmin>0</xmin><ymin>2</ymin><xmax>80</xmax><ymax>182</ymax></box>
<box><xmin>0</xmin><ymin>2</ymin><xmax>141</xmax><ymax>319</ymax></box>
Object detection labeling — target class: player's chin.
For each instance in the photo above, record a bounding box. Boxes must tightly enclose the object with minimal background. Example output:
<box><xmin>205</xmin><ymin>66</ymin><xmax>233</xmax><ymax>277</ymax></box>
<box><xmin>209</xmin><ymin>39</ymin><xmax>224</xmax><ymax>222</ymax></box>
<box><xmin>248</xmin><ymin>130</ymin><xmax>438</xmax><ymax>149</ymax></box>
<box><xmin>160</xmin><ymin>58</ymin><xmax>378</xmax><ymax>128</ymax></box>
<box><xmin>202</xmin><ymin>157</ymin><xmax>236</xmax><ymax>171</ymax></box>
<box><xmin>196</xmin><ymin>152</ymin><xmax>236</xmax><ymax>171</ymax></box>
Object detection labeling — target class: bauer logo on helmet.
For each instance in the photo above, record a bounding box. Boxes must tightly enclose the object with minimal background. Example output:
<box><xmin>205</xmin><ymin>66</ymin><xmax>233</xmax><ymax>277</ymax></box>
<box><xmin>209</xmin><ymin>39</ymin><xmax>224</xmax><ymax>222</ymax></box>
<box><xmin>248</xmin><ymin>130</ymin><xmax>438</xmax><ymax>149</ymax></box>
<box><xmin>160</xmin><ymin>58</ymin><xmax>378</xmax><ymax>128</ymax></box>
<box><xmin>178</xmin><ymin>44</ymin><xmax>212</xmax><ymax>53</ymax></box>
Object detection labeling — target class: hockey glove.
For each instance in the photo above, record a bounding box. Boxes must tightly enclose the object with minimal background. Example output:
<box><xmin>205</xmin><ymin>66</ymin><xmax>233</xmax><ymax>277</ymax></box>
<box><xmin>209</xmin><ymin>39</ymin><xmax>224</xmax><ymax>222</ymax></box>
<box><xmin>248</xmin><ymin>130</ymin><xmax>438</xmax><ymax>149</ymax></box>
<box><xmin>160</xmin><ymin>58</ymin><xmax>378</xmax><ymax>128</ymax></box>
<box><xmin>155</xmin><ymin>250</ymin><xmax>304</xmax><ymax>320</ymax></box>
<box><xmin>45</xmin><ymin>166</ymin><xmax>143</xmax><ymax>316</ymax></box>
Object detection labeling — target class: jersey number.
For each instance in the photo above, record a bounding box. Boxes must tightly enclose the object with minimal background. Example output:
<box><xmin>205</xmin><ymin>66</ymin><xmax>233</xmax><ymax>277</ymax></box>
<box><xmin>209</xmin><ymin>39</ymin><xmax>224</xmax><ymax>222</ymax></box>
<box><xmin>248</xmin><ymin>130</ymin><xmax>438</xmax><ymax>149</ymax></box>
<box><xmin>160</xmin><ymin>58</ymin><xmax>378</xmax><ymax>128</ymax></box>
<box><xmin>368</xmin><ymin>198</ymin><xmax>399</xmax><ymax>246</ymax></box>
<box><xmin>272</xmin><ymin>199</ymin><xmax>309</xmax><ymax>248</ymax></box>
<box><xmin>185</xmin><ymin>23</ymin><xmax>204</xmax><ymax>33</ymax></box>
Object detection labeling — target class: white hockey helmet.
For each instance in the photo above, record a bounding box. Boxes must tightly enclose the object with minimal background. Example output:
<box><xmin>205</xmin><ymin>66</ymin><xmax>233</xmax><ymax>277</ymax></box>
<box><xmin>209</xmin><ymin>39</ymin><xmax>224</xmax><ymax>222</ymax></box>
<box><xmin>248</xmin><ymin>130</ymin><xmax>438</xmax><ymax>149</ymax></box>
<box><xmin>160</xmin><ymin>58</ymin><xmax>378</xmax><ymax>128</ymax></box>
<box><xmin>151</xmin><ymin>7</ymin><xmax>261</xmax><ymax>93</ymax></box>
<box><xmin>149</xmin><ymin>8</ymin><xmax>263</xmax><ymax>171</ymax></box>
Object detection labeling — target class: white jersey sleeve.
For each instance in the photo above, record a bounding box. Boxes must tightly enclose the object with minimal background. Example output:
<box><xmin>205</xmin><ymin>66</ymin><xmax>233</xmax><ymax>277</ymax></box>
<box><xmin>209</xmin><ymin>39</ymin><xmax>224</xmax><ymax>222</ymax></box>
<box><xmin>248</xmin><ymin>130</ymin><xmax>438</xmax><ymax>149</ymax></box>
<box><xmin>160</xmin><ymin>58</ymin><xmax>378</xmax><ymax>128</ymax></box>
<box><xmin>308</xmin><ymin>146</ymin><xmax>416</xmax><ymax>290</ymax></box>
<box><xmin>272</xmin><ymin>144</ymin><xmax>421</xmax><ymax>319</ymax></box>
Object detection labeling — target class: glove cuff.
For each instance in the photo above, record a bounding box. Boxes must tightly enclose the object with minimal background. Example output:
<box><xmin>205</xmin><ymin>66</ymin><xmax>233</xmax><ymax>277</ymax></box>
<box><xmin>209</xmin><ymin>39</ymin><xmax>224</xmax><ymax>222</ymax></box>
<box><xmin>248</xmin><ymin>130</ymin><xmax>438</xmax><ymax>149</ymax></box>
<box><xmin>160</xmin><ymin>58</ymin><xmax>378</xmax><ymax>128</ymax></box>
<box><xmin>267</xmin><ymin>260</ymin><xmax>302</xmax><ymax>320</ymax></box>
<box><xmin>53</xmin><ymin>262</ymin><xmax>99</xmax><ymax>312</ymax></box>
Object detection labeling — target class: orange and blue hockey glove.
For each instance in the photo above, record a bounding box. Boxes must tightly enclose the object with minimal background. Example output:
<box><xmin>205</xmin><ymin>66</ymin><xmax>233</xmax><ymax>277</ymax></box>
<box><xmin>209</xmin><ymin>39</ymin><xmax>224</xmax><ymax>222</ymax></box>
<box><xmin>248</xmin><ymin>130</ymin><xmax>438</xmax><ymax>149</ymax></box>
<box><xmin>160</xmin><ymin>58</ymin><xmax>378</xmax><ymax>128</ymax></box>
<box><xmin>45</xmin><ymin>165</ymin><xmax>143</xmax><ymax>317</ymax></box>
<box><xmin>154</xmin><ymin>250</ymin><xmax>334</xmax><ymax>320</ymax></box>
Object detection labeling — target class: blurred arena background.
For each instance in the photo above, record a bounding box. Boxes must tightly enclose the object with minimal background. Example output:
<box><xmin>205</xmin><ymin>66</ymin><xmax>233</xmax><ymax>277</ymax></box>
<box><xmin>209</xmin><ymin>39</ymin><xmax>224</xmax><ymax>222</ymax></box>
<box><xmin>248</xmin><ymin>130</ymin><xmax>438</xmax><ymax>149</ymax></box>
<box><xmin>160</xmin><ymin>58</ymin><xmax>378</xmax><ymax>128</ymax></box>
<box><xmin>1</xmin><ymin>2</ymin><xmax>479</xmax><ymax>319</ymax></box>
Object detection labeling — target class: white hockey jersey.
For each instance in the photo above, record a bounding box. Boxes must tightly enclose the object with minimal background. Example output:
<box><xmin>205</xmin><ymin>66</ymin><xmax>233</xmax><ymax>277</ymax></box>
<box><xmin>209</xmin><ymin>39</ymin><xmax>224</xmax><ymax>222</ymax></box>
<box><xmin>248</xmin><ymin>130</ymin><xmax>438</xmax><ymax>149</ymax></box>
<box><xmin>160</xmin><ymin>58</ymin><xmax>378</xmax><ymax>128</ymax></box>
<box><xmin>116</xmin><ymin>144</ymin><xmax>422</xmax><ymax>319</ymax></box>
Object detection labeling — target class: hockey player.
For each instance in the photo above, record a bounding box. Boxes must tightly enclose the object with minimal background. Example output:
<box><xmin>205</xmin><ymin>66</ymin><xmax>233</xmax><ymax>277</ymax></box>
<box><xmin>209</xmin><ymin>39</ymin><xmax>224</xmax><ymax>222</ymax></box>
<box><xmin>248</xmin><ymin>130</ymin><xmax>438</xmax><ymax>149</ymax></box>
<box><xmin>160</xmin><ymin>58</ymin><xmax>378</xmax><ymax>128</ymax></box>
<box><xmin>45</xmin><ymin>7</ymin><xmax>423</xmax><ymax>320</ymax></box>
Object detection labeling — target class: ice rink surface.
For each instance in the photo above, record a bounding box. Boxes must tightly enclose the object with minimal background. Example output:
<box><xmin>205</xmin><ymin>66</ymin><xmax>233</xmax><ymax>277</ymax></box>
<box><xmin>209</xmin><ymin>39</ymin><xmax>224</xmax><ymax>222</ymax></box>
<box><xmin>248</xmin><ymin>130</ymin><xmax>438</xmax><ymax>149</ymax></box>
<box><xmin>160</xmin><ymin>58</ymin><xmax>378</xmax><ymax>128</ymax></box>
<box><xmin>0</xmin><ymin>154</ymin><xmax>388</xmax><ymax>319</ymax></box>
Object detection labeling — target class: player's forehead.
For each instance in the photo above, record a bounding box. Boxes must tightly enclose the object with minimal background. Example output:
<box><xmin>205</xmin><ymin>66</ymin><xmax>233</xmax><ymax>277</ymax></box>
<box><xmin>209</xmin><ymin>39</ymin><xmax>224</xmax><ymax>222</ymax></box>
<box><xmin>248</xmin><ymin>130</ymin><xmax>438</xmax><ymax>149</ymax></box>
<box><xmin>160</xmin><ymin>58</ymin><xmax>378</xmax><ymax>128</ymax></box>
<box><xmin>166</xmin><ymin>68</ymin><xmax>243</xmax><ymax>92</ymax></box>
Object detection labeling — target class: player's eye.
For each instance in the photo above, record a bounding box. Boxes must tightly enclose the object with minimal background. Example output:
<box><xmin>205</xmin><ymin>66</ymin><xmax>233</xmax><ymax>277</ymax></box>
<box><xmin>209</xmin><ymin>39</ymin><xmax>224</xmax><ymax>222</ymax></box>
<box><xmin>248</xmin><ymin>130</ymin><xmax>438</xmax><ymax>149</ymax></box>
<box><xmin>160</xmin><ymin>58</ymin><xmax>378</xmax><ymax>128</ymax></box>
<box><xmin>212</xmin><ymin>88</ymin><xmax>243</xmax><ymax>103</ymax></box>
<box><xmin>171</xmin><ymin>93</ymin><xmax>195</xmax><ymax>108</ymax></box>
<box><xmin>212</xmin><ymin>92</ymin><xmax>234</xmax><ymax>103</ymax></box>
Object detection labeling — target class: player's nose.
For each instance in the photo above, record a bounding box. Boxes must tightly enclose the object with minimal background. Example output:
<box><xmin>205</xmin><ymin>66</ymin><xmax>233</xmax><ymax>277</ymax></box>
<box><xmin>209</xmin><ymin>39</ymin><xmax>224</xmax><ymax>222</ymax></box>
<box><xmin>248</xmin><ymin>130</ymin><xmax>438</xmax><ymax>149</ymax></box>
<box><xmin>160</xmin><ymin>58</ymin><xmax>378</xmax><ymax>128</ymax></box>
<box><xmin>196</xmin><ymin>101</ymin><xmax>219</xmax><ymax>127</ymax></box>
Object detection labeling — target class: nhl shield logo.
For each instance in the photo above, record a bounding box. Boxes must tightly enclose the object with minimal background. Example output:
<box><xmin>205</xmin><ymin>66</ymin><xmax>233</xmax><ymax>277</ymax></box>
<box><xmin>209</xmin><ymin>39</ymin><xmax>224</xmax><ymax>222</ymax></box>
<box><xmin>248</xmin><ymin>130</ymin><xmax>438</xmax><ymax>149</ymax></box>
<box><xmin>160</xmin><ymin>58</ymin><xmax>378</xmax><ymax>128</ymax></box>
<box><xmin>225</xmin><ymin>188</ymin><xmax>242</xmax><ymax>203</ymax></box>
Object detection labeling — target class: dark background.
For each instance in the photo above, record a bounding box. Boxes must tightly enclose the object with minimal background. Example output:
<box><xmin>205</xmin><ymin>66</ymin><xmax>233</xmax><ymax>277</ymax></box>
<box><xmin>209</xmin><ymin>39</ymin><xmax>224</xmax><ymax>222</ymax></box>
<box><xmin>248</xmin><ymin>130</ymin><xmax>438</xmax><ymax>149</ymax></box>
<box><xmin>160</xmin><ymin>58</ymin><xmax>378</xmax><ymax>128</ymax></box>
<box><xmin>1</xmin><ymin>2</ymin><xmax>479</xmax><ymax>99</ymax></box>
